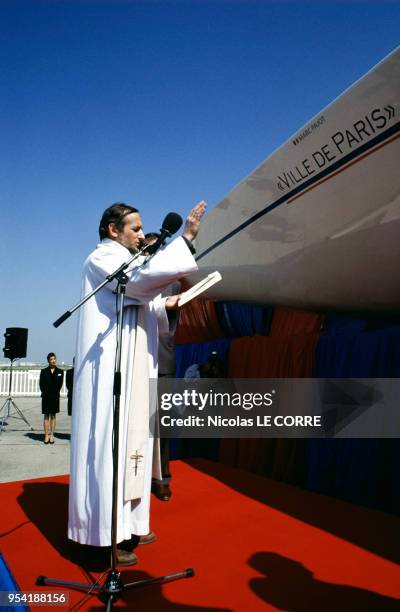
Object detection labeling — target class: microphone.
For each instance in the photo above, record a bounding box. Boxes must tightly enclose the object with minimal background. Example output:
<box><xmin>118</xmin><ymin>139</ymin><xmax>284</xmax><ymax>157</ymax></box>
<box><xmin>145</xmin><ymin>212</ymin><xmax>183</xmax><ymax>255</ymax></box>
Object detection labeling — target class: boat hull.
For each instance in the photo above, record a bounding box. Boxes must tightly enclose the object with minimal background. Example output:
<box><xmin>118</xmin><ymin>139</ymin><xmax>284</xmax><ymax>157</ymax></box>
<box><xmin>194</xmin><ymin>47</ymin><xmax>400</xmax><ymax>312</ymax></box>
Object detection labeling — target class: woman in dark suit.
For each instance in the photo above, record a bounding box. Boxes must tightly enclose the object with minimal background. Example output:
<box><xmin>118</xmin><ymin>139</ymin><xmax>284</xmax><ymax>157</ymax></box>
<box><xmin>40</xmin><ymin>352</ymin><xmax>64</xmax><ymax>444</ymax></box>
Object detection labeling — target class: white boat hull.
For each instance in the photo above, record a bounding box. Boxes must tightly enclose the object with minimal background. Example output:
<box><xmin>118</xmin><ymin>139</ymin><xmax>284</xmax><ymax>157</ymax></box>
<box><xmin>194</xmin><ymin>47</ymin><xmax>400</xmax><ymax>312</ymax></box>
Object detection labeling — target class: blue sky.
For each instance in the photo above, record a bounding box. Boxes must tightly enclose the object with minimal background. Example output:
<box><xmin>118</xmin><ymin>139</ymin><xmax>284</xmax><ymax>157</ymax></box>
<box><xmin>1</xmin><ymin>0</ymin><xmax>399</xmax><ymax>364</ymax></box>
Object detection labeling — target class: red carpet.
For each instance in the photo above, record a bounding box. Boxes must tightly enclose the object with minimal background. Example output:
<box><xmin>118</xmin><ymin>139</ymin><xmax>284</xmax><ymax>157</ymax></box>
<box><xmin>1</xmin><ymin>459</ymin><xmax>399</xmax><ymax>611</ymax></box>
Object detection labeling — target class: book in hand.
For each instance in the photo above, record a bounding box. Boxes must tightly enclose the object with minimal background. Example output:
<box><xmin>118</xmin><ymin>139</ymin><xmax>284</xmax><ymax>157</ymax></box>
<box><xmin>178</xmin><ymin>271</ymin><xmax>222</xmax><ymax>307</ymax></box>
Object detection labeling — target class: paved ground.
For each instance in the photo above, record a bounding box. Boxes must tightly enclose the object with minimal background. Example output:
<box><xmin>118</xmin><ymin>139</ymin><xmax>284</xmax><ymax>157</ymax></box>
<box><xmin>0</xmin><ymin>397</ymin><xmax>71</xmax><ymax>482</ymax></box>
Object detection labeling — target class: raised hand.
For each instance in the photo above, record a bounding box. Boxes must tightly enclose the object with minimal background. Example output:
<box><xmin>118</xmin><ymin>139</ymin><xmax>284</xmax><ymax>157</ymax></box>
<box><xmin>182</xmin><ymin>200</ymin><xmax>207</xmax><ymax>242</ymax></box>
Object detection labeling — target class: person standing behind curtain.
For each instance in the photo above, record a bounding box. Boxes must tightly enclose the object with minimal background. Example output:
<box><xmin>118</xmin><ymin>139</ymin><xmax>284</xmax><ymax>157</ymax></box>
<box><xmin>40</xmin><ymin>352</ymin><xmax>64</xmax><ymax>444</ymax></box>
<box><xmin>152</xmin><ymin>319</ymin><xmax>178</xmax><ymax>501</ymax></box>
<box><xmin>144</xmin><ymin>232</ymin><xmax>180</xmax><ymax>502</ymax></box>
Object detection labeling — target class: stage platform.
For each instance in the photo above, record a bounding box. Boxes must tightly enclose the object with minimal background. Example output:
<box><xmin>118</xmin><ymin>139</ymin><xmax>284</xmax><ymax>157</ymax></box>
<box><xmin>1</xmin><ymin>459</ymin><xmax>399</xmax><ymax>611</ymax></box>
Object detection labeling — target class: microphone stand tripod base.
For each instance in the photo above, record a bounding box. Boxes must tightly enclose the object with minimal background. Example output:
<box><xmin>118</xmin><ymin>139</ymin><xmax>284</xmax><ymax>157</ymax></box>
<box><xmin>102</xmin><ymin>570</ymin><xmax>123</xmax><ymax>604</ymax></box>
<box><xmin>36</xmin><ymin>567</ymin><xmax>195</xmax><ymax>608</ymax></box>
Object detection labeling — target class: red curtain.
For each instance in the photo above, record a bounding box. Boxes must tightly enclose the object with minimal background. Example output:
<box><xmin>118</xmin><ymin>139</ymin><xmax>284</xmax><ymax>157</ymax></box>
<box><xmin>175</xmin><ymin>298</ymin><xmax>224</xmax><ymax>344</ymax></box>
<box><xmin>228</xmin><ymin>333</ymin><xmax>320</xmax><ymax>378</ymax></box>
<box><xmin>269</xmin><ymin>307</ymin><xmax>323</xmax><ymax>337</ymax></box>
<box><xmin>220</xmin><ymin>308</ymin><xmax>322</xmax><ymax>481</ymax></box>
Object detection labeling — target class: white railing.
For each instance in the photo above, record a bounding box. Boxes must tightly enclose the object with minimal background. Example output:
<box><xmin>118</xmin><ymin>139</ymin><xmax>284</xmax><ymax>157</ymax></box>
<box><xmin>0</xmin><ymin>367</ymin><xmax>68</xmax><ymax>397</ymax></box>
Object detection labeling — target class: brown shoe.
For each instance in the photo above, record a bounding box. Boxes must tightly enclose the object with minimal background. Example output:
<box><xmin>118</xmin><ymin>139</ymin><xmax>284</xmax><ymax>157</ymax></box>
<box><xmin>139</xmin><ymin>531</ymin><xmax>157</xmax><ymax>546</ymax></box>
<box><xmin>116</xmin><ymin>549</ymin><xmax>139</xmax><ymax>566</ymax></box>
<box><xmin>152</xmin><ymin>482</ymin><xmax>172</xmax><ymax>501</ymax></box>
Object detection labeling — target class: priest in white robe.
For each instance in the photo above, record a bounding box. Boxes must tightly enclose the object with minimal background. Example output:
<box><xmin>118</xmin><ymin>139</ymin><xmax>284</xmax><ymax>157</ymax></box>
<box><xmin>68</xmin><ymin>201</ymin><xmax>205</xmax><ymax>561</ymax></box>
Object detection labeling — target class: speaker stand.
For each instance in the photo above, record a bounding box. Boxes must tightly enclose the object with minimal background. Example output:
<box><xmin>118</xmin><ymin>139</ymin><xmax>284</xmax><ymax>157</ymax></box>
<box><xmin>0</xmin><ymin>360</ymin><xmax>34</xmax><ymax>433</ymax></box>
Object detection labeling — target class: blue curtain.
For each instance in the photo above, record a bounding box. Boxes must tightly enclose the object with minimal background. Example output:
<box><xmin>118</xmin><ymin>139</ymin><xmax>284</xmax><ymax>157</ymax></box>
<box><xmin>322</xmin><ymin>314</ymin><xmax>368</xmax><ymax>335</ymax></box>
<box><xmin>171</xmin><ymin>338</ymin><xmax>231</xmax><ymax>461</ymax></box>
<box><xmin>308</xmin><ymin>320</ymin><xmax>400</xmax><ymax>513</ymax></box>
<box><xmin>175</xmin><ymin>338</ymin><xmax>231</xmax><ymax>378</ymax></box>
<box><xmin>215</xmin><ymin>302</ymin><xmax>273</xmax><ymax>337</ymax></box>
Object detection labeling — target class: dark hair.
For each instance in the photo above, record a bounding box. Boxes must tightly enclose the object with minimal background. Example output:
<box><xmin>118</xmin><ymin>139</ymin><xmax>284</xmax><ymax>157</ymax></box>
<box><xmin>98</xmin><ymin>203</ymin><xmax>139</xmax><ymax>240</ymax></box>
<box><xmin>47</xmin><ymin>352</ymin><xmax>56</xmax><ymax>362</ymax></box>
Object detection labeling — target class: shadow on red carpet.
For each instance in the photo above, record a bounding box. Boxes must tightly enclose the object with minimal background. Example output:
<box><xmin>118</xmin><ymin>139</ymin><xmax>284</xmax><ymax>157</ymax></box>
<box><xmin>247</xmin><ymin>552</ymin><xmax>400</xmax><ymax>611</ymax></box>
<box><xmin>186</xmin><ymin>458</ymin><xmax>400</xmax><ymax>564</ymax></box>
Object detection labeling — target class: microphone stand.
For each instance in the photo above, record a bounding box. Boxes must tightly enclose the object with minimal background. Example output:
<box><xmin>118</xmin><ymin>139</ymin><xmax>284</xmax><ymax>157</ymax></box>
<box><xmin>36</xmin><ymin>241</ymin><xmax>194</xmax><ymax>609</ymax></box>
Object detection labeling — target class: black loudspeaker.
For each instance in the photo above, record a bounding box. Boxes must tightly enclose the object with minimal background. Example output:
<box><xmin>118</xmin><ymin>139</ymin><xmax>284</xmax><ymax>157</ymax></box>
<box><xmin>3</xmin><ymin>327</ymin><xmax>28</xmax><ymax>360</ymax></box>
